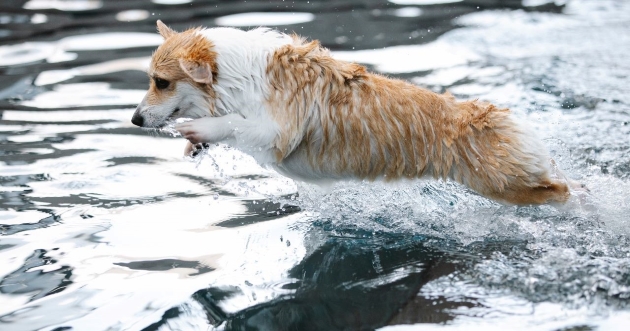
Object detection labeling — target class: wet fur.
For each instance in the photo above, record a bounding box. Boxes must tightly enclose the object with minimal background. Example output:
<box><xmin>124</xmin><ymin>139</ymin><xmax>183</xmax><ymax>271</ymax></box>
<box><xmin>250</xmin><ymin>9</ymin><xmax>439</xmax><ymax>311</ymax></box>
<box><xmin>133</xmin><ymin>21</ymin><xmax>576</xmax><ymax>205</ymax></box>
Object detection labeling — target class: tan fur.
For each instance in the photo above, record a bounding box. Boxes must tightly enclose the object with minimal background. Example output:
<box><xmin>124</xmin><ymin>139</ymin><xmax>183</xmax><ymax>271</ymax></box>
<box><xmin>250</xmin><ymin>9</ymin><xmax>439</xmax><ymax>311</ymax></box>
<box><xmin>146</xmin><ymin>24</ymin><xmax>218</xmax><ymax>114</ymax></box>
<box><xmin>265</xmin><ymin>37</ymin><xmax>570</xmax><ymax>205</ymax></box>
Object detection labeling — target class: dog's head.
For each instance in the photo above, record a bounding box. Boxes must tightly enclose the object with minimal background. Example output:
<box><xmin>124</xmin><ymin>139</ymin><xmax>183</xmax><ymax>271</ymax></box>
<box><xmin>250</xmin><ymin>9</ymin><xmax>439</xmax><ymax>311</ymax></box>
<box><xmin>131</xmin><ymin>20</ymin><xmax>218</xmax><ymax>128</ymax></box>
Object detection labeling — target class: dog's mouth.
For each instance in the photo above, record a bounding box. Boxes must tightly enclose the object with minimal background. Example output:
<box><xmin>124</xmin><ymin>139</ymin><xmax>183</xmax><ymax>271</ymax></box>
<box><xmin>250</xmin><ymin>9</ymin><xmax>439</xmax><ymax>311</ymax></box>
<box><xmin>150</xmin><ymin>108</ymin><xmax>189</xmax><ymax>136</ymax></box>
<box><xmin>164</xmin><ymin>107</ymin><xmax>181</xmax><ymax>122</ymax></box>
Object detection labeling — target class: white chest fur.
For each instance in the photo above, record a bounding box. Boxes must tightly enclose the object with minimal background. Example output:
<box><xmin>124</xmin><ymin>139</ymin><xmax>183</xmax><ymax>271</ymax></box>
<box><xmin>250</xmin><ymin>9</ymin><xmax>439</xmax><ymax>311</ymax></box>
<box><xmin>198</xmin><ymin>28</ymin><xmax>292</xmax><ymax>165</ymax></box>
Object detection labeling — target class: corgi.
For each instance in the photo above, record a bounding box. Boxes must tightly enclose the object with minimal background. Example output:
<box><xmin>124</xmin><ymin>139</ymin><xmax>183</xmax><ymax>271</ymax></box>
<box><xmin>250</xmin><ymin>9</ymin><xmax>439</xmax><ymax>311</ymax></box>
<box><xmin>132</xmin><ymin>20</ymin><xmax>580</xmax><ymax>205</ymax></box>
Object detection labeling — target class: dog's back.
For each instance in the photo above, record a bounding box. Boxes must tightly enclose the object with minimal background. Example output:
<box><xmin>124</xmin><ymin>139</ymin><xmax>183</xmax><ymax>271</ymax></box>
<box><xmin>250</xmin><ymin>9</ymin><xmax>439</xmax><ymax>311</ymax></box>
<box><xmin>265</xmin><ymin>40</ymin><xmax>570</xmax><ymax>204</ymax></box>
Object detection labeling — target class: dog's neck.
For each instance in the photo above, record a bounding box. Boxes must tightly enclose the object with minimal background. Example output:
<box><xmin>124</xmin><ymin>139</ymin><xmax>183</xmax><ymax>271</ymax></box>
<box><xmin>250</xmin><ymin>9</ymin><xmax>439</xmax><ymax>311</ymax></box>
<box><xmin>198</xmin><ymin>27</ymin><xmax>292</xmax><ymax>117</ymax></box>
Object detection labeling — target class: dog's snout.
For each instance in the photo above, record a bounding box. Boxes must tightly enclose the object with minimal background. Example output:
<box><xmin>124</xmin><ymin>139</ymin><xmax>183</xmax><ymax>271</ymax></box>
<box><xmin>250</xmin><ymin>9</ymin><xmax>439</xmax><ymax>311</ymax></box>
<box><xmin>131</xmin><ymin>112</ymin><xmax>144</xmax><ymax>127</ymax></box>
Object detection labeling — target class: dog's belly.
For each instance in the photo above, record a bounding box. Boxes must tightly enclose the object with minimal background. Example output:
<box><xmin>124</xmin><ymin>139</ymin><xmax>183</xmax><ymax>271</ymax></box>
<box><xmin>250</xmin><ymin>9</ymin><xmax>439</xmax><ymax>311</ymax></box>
<box><xmin>271</xmin><ymin>148</ymin><xmax>342</xmax><ymax>184</ymax></box>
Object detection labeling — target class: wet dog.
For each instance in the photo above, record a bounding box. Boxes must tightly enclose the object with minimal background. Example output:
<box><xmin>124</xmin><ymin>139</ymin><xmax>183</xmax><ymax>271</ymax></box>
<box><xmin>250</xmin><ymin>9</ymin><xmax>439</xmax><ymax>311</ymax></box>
<box><xmin>132</xmin><ymin>20</ymin><xmax>580</xmax><ymax>205</ymax></box>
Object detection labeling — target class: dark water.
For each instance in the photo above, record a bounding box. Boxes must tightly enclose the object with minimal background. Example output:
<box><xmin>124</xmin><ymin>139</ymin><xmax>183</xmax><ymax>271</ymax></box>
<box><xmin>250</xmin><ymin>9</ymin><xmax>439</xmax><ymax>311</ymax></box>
<box><xmin>1</xmin><ymin>0</ymin><xmax>630</xmax><ymax>330</ymax></box>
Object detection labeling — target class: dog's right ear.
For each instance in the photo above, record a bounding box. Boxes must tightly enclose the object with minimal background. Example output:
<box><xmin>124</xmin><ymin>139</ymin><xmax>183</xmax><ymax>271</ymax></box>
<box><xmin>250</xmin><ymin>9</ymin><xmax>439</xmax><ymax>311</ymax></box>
<box><xmin>156</xmin><ymin>20</ymin><xmax>176</xmax><ymax>39</ymax></box>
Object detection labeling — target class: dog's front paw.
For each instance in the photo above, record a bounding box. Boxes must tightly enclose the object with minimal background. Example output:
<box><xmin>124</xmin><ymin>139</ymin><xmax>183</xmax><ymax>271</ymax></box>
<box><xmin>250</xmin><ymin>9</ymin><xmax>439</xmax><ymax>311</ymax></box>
<box><xmin>176</xmin><ymin>121</ymin><xmax>207</xmax><ymax>144</ymax></box>
<box><xmin>184</xmin><ymin>141</ymin><xmax>210</xmax><ymax>157</ymax></box>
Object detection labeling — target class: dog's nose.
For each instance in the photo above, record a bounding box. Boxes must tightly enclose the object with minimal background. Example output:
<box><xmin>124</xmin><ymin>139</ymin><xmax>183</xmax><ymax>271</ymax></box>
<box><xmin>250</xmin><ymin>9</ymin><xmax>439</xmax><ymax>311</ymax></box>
<box><xmin>131</xmin><ymin>112</ymin><xmax>144</xmax><ymax>127</ymax></box>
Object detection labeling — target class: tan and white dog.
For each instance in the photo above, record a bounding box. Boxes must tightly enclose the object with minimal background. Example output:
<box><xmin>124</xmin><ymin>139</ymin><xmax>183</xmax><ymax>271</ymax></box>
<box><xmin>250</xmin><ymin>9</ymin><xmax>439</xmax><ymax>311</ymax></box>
<box><xmin>132</xmin><ymin>20</ymin><xmax>579</xmax><ymax>205</ymax></box>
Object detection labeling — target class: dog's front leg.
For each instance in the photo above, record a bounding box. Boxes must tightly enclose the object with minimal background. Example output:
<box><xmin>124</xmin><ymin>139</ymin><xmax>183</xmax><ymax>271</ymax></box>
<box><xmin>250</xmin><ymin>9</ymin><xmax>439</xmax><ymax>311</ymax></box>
<box><xmin>175</xmin><ymin>114</ymin><xmax>243</xmax><ymax>145</ymax></box>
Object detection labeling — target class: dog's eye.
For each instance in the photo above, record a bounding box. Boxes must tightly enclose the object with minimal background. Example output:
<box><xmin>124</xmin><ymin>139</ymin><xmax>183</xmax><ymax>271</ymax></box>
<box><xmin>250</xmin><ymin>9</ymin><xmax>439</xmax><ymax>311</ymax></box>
<box><xmin>154</xmin><ymin>78</ymin><xmax>170</xmax><ymax>90</ymax></box>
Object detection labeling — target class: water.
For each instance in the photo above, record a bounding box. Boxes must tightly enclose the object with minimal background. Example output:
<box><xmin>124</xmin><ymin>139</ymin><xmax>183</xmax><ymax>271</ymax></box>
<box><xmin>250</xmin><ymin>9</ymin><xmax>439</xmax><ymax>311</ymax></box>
<box><xmin>1</xmin><ymin>0</ymin><xmax>629</xmax><ymax>330</ymax></box>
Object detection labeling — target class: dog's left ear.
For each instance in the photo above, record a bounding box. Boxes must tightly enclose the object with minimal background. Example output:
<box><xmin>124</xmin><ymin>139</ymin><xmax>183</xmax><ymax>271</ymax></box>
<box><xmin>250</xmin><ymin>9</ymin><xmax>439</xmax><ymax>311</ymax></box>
<box><xmin>157</xmin><ymin>20</ymin><xmax>176</xmax><ymax>39</ymax></box>
<box><xmin>179</xmin><ymin>59</ymin><xmax>213</xmax><ymax>84</ymax></box>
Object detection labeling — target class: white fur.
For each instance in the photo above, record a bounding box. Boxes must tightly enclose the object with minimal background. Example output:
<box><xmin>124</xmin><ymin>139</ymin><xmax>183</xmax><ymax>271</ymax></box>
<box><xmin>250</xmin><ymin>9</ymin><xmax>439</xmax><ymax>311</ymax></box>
<box><xmin>199</xmin><ymin>28</ymin><xmax>290</xmax><ymax>116</ymax></box>
<box><xmin>180</xmin><ymin>28</ymin><xmax>292</xmax><ymax>163</ymax></box>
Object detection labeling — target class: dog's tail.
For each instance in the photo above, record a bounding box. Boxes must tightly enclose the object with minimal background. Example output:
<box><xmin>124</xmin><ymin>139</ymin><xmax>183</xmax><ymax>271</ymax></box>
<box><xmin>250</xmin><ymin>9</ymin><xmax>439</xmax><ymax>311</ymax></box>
<box><xmin>442</xmin><ymin>96</ymin><xmax>577</xmax><ymax>205</ymax></box>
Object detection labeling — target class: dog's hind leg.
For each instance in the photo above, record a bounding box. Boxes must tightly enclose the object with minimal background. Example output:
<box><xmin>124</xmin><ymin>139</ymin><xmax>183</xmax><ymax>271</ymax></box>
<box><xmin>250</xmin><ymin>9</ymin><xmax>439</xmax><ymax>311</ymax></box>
<box><xmin>489</xmin><ymin>179</ymin><xmax>571</xmax><ymax>205</ymax></box>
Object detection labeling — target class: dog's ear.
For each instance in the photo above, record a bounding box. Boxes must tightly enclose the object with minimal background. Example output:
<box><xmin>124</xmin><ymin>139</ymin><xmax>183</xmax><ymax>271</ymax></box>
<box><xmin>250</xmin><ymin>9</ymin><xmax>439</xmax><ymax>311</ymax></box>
<box><xmin>179</xmin><ymin>59</ymin><xmax>213</xmax><ymax>84</ymax></box>
<box><xmin>156</xmin><ymin>20</ymin><xmax>176</xmax><ymax>39</ymax></box>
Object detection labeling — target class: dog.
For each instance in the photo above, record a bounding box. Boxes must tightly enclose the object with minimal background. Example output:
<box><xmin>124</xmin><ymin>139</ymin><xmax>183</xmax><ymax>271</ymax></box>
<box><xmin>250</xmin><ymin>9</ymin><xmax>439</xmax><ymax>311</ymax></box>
<box><xmin>131</xmin><ymin>20</ymin><xmax>580</xmax><ymax>205</ymax></box>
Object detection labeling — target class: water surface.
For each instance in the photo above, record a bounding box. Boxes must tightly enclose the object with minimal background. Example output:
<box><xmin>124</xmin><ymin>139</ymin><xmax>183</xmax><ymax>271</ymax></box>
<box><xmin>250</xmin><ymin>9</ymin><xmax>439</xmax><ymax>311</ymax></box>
<box><xmin>1</xmin><ymin>0</ymin><xmax>629</xmax><ymax>330</ymax></box>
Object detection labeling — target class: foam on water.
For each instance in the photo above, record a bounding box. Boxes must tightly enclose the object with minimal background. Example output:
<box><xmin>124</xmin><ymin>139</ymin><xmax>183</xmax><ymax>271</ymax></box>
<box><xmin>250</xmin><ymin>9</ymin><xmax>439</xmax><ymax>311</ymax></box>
<box><xmin>388</xmin><ymin>0</ymin><xmax>463</xmax><ymax>5</ymax></box>
<box><xmin>215</xmin><ymin>12</ymin><xmax>315</xmax><ymax>27</ymax></box>
<box><xmin>19</xmin><ymin>83</ymin><xmax>146</xmax><ymax>109</ymax></box>
<box><xmin>332</xmin><ymin>41</ymin><xmax>482</xmax><ymax>74</ymax></box>
<box><xmin>0</xmin><ymin>32</ymin><xmax>161</xmax><ymax>67</ymax></box>
<box><xmin>273</xmin><ymin>171</ymin><xmax>627</xmax><ymax>318</ymax></box>
<box><xmin>23</xmin><ymin>0</ymin><xmax>103</xmax><ymax>11</ymax></box>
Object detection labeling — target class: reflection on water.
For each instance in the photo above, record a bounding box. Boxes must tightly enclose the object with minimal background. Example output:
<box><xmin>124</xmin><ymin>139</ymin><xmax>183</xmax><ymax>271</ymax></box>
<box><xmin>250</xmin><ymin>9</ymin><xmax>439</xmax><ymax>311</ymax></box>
<box><xmin>1</xmin><ymin>0</ymin><xmax>629</xmax><ymax>330</ymax></box>
<box><xmin>215</xmin><ymin>12</ymin><xmax>316</xmax><ymax>27</ymax></box>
